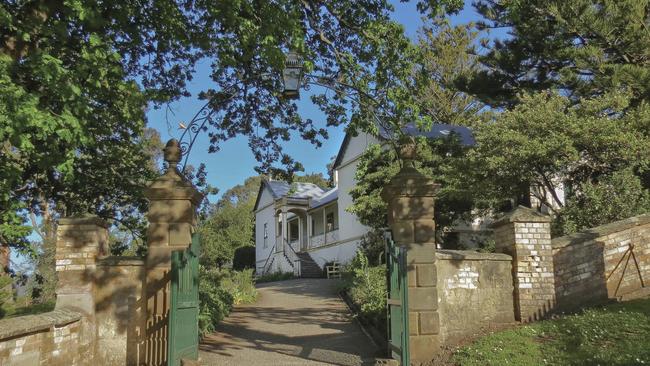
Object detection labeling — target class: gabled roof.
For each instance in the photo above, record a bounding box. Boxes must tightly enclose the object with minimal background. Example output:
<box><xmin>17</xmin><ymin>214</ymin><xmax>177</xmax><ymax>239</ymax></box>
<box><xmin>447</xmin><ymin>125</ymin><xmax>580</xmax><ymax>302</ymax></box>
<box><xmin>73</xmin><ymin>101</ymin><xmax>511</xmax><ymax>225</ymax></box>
<box><xmin>266</xmin><ymin>181</ymin><xmax>325</xmax><ymax>199</ymax></box>
<box><xmin>253</xmin><ymin>179</ymin><xmax>328</xmax><ymax>211</ymax></box>
<box><xmin>331</xmin><ymin>123</ymin><xmax>475</xmax><ymax>170</ymax></box>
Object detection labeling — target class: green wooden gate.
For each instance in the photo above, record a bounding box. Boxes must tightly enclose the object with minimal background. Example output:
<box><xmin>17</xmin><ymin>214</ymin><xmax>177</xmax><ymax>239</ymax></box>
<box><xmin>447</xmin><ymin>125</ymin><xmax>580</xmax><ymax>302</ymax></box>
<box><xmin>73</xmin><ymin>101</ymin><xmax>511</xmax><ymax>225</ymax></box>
<box><xmin>386</xmin><ymin>232</ymin><xmax>410</xmax><ymax>366</ymax></box>
<box><xmin>168</xmin><ymin>233</ymin><xmax>201</xmax><ymax>365</ymax></box>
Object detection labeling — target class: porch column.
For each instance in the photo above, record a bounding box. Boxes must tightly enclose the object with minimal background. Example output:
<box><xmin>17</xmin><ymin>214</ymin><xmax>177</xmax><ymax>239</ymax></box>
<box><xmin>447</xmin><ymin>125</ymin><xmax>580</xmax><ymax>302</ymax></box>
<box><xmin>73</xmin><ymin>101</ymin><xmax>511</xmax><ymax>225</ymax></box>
<box><xmin>297</xmin><ymin>216</ymin><xmax>302</xmax><ymax>250</ymax></box>
<box><xmin>322</xmin><ymin>209</ymin><xmax>327</xmax><ymax>244</ymax></box>
<box><xmin>381</xmin><ymin>141</ymin><xmax>440</xmax><ymax>364</ymax></box>
<box><xmin>281</xmin><ymin>209</ymin><xmax>288</xmax><ymax>253</ymax></box>
<box><xmin>307</xmin><ymin>215</ymin><xmax>312</xmax><ymax>249</ymax></box>
<box><xmin>144</xmin><ymin>139</ymin><xmax>202</xmax><ymax>366</ymax></box>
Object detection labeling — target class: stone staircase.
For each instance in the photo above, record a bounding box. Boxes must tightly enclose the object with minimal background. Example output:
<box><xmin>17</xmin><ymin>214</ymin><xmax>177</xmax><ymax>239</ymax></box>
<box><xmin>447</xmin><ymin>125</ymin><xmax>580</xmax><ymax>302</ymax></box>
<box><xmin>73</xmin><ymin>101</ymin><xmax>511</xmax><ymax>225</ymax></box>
<box><xmin>296</xmin><ymin>252</ymin><xmax>322</xmax><ymax>278</ymax></box>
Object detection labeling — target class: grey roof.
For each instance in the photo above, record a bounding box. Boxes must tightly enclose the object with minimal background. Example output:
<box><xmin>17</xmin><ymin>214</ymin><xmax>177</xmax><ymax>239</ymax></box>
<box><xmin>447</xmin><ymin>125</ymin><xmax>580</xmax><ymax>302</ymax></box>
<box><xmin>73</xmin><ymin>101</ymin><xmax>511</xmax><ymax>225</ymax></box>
<box><xmin>254</xmin><ymin>179</ymin><xmax>338</xmax><ymax>211</ymax></box>
<box><xmin>310</xmin><ymin>187</ymin><xmax>338</xmax><ymax>209</ymax></box>
<box><xmin>332</xmin><ymin>123</ymin><xmax>475</xmax><ymax>169</ymax></box>
<box><xmin>265</xmin><ymin>181</ymin><xmax>326</xmax><ymax>199</ymax></box>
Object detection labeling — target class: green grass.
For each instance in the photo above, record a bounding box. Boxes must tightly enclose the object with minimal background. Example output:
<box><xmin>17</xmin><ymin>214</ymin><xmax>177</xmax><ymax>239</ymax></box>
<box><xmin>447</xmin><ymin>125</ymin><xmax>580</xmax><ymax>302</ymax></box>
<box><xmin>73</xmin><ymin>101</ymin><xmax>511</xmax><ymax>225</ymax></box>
<box><xmin>452</xmin><ymin>298</ymin><xmax>650</xmax><ymax>366</ymax></box>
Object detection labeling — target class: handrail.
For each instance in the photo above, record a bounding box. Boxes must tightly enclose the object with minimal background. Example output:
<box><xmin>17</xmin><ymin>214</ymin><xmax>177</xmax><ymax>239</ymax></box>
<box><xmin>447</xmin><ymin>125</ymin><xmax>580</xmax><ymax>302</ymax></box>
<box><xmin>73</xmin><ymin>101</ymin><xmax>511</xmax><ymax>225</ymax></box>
<box><xmin>283</xmin><ymin>238</ymin><xmax>302</xmax><ymax>276</ymax></box>
<box><xmin>260</xmin><ymin>247</ymin><xmax>274</xmax><ymax>275</ymax></box>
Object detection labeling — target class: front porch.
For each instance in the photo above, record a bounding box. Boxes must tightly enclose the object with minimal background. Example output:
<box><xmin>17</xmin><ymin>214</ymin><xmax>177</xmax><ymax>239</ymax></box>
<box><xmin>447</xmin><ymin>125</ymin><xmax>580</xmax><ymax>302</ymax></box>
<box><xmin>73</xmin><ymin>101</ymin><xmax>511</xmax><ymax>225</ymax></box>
<box><xmin>274</xmin><ymin>201</ymin><xmax>339</xmax><ymax>254</ymax></box>
<box><xmin>261</xmin><ymin>199</ymin><xmax>340</xmax><ymax>277</ymax></box>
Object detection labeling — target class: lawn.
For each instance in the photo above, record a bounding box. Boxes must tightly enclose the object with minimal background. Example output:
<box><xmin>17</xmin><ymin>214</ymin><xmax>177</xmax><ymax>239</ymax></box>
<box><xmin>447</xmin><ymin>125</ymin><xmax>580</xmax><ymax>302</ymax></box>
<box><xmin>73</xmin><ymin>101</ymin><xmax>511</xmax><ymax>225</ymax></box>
<box><xmin>452</xmin><ymin>298</ymin><xmax>650</xmax><ymax>366</ymax></box>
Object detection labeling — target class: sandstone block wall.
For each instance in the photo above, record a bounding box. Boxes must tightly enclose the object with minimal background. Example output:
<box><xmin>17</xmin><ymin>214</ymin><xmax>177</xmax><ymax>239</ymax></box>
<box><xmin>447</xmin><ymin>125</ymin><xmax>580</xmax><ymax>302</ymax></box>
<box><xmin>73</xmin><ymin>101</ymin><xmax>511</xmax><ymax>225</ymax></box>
<box><xmin>552</xmin><ymin>214</ymin><xmax>650</xmax><ymax>310</ymax></box>
<box><xmin>0</xmin><ymin>309</ymin><xmax>86</xmax><ymax>366</ymax></box>
<box><xmin>95</xmin><ymin>256</ymin><xmax>146</xmax><ymax>365</ymax></box>
<box><xmin>435</xmin><ymin>250</ymin><xmax>515</xmax><ymax>344</ymax></box>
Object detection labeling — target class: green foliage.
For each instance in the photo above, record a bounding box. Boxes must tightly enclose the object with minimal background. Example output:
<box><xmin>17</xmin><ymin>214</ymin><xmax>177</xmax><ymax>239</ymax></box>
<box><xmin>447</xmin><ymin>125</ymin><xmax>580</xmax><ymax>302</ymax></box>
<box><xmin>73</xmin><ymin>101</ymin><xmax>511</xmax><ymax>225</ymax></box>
<box><xmin>341</xmin><ymin>251</ymin><xmax>387</xmax><ymax>326</ymax></box>
<box><xmin>198</xmin><ymin>267</ymin><xmax>233</xmax><ymax>337</ymax></box>
<box><xmin>349</xmin><ymin>135</ymin><xmax>476</xmax><ymax>245</ymax></box>
<box><xmin>199</xmin><ymin>176</ymin><xmax>260</xmax><ymax>268</ymax></box>
<box><xmin>255</xmin><ymin>271</ymin><xmax>294</xmax><ymax>283</ymax></box>
<box><xmin>358</xmin><ymin>229</ymin><xmax>387</xmax><ymax>266</ymax></box>
<box><xmin>29</xmin><ymin>239</ymin><xmax>57</xmax><ymax>304</ymax></box>
<box><xmin>198</xmin><ymin>267</ymin><xmax>257</xmax><ymax>337</ymax></box>
<box><xmin>453</xmin><ymin>0</ymin><xmax>650</xmax><ymax>233</ymax></box>
<box><xmin>452</xmin><ymin>298</ymin><xmax>650</xmax><ymax>366</ymax></box>
<box><xmin>232</xmin><ymin>246</ymin><xmax>256</xmax><ymax>271</ymax></box>
<box><xmin>219</xmin><ymin>269</ymin><xmax>258</xmax><ymax>305</ymax></box>
<box><xmin>0</xmin><ymin>276</ymin><xmax>13</xmax><ymax>318</ymax></box>
<box><xmin>469</xmin><ymin>0</ymin><xmax>650</xmax><ymax>107</ymax></box>
<box><xmin>2</xmin><ymin>299</ymin><xmax>55</xmax><ymax>319</ymax></box>
<box><xmin>555</xmin><ymin>169</ymin><xmax>650</xmax><ymax>235</ymax></box>
<box><xmin>347</xmin><ymin>21</ymin><xmax>486</xmax><ymax>245</ymax></box>
<box><xmin>1</xmin><ymin>0</ymin><xmax>435</xmax><ymax>263</ymax></box>
<box><xmin>468</xmin><ymin>91</ymin><xmax>650</xmax><ymax>235</ymax></box>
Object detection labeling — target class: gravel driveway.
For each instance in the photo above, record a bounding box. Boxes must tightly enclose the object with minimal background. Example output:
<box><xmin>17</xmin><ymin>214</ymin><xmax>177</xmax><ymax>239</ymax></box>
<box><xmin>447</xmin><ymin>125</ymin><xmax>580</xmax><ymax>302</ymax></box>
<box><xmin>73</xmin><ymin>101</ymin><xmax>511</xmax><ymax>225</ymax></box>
<box><xmin>199</xmin><ymin>278</ymin><xmax>382</xmax><ymax>365</ymax></box>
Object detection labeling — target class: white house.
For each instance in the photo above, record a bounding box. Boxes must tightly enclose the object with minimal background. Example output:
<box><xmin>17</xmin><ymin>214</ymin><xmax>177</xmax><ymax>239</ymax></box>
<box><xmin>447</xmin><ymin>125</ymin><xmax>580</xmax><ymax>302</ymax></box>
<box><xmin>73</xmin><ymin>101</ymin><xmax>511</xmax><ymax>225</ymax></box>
<box><xmin>254</xmin><ymin>124</ymin><xmax>482</xmax><ymax>276</ymax></box>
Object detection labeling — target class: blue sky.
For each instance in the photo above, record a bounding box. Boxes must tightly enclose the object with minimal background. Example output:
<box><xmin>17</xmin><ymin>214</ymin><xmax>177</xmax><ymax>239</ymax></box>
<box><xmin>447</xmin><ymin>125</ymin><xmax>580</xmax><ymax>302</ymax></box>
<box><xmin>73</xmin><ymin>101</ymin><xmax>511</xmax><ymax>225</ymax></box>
<box><xmin>146</xmin><ymin>0</ymin><xmax>497</xmax><ymax>203</ymax></box>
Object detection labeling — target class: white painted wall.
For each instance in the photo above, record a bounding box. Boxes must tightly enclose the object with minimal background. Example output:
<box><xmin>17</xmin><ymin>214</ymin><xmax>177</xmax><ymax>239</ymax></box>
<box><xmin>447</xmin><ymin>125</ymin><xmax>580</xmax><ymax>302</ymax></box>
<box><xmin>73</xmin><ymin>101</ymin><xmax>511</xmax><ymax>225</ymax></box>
<box><xmin>307</xmin><ymin>238</ymin><xmax>362</xmax><ymax>268</ymax></box>
<box><xmin>334</xmin><ymin>132</ymin><xmax>379</xmax><ymax>245</ymax></box>
<box><xmin>255</xmin><ymin>187</ymin><xmax>276</xmax><ymax>273</ymax></box>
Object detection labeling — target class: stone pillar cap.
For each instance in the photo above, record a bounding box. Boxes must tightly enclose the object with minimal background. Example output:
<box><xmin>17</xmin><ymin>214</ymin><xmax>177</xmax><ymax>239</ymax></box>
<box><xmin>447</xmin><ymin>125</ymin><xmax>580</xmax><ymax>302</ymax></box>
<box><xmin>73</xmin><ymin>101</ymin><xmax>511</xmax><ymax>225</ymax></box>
<box><xmin>489</xmin><ymin>205</ymin><xmax>551</xmax><ymax>228</ymax></box>
<box><xmin>145</xmin><ymin>138</ymin><xmax>204</xmax><ymax>205</ymax></box>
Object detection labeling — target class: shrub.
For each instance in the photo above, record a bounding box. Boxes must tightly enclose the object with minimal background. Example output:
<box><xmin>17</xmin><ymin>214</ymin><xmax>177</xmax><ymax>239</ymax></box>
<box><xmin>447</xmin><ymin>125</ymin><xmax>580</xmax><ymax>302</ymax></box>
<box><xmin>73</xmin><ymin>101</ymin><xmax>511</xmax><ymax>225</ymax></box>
<box><xmin>198</xmin><ymin>267</ymin><xmax>233</xmax><ymax>336</ymax></box>
<box><xmin>358</xmin><ymin>229</ymin><xmax>386</xmax><ymax>265</ymax></box>
<box><xmin>198</xmin><ymin>267</ymin><xmax>257</xmax><ymax>336</ymax></box>
<box><xmin>256</xmin><ymin>271</ymin><xmax>294</xmax><ymax>283</ymax></box>
<box><xmin>232</xmin><ymin>246</ymin><xmax>256</xmax><ymax>270</ymax></box>
<box><xmin>341</xmin><ymin>251</ymin><xmax>387</xmax><ymax>326</ymax></box>
<box><xmin>220</xmin><ymin>268</ymin><xmax>257</xmax><ymax>305</ymax></box>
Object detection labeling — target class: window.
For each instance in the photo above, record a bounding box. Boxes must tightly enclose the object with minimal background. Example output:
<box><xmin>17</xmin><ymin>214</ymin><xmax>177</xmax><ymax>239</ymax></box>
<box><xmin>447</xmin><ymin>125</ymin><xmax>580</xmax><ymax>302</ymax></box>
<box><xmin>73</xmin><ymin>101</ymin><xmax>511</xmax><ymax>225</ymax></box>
<box><xmin>326</xmin><ymin>212</ymin><xmax>335</xmax><ymax>232</ymax></box>
<box><xmin>289</xmin><ymin>220</ymin><xmax>299</xmax><ymax>242</ymax></box>
<box><xmin>263</xmin><ymin>223</ymin><xmax>268</xmax><ymax>248</ymax></box>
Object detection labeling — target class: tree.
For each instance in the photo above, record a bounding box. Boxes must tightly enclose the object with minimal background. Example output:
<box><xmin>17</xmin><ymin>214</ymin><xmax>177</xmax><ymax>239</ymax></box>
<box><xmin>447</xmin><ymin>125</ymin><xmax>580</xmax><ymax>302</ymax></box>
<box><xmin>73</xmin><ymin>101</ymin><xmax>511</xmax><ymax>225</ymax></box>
<box><xmin>347</xmin><ymin>21</ymin><xmax>486</xmax><ymax>246</ymax></box>
<box><xmin>468</xmin><ymin>91</ymin><xmax>650</xmax><ymax>235</ymax></box>
<box><xmin>1</xmin><ymin>1</ymin><xmax>442</xmax><ymax>262</ymax></box>
<box><xmin>459</xmin><ymin>0</ymin><xmax>650</xmax><ymax>233</ymax></box>
<box><xmin>467</xmin><ymin>0</ymin><xmax>650</xmax><ymax>107</ymax></box>
<box><xmin>199</xmin><ymin>176</ymin><xmax>260</xmax><ymax>268</ymax></box>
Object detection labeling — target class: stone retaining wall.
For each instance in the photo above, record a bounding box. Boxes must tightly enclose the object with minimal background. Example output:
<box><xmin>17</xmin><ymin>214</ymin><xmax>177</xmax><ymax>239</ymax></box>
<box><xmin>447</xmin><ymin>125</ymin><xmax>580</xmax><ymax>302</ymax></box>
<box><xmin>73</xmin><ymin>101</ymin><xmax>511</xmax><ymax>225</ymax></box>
<box><xmin>0</xmin><ymin>309</ymin><xmax>87</xmax><ymax>366</ymax></box>
<box><xmin>552</xmin><ymin>214</ymin><xmax>650</xmax><ymax>310</ymax></box>
<box><xmin>435</xmin><ymin>250</ymin><xmax>515</xmax><ymax>344</ymax></box>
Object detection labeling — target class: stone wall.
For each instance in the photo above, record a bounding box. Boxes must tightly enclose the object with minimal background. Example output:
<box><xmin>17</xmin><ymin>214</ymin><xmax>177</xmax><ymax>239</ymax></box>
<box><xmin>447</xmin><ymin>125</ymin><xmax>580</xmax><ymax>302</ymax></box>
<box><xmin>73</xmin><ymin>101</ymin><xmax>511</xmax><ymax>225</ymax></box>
<box><xmin>0</xmin><ymin>309</ymin><xmax>86</xmax><ymax>366</ymax></box>
<box><xmin>552</xmin><ymin>214</ymin><xmax>650</xmax><ymax>310</ymax></box>
<box><xmin>95</xmin><ymin>256</ymin><xmax>146</xmax><ymax>365</ymax></box>
<box><xmin>435</xmin><ymin>250</ymin><xmax>515</xmax><ymax>344</ymax></box>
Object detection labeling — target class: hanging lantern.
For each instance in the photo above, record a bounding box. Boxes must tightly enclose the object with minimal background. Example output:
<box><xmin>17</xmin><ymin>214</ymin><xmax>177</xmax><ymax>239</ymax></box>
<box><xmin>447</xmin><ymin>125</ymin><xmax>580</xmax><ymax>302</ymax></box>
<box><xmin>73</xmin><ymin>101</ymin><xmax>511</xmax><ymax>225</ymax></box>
<box><xmin>282</xmin><ymin>51</ymin><xmax>304</xmax><ymax>99</ymax></box>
